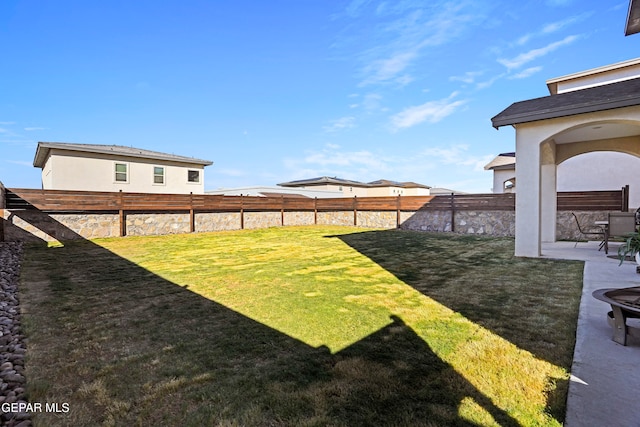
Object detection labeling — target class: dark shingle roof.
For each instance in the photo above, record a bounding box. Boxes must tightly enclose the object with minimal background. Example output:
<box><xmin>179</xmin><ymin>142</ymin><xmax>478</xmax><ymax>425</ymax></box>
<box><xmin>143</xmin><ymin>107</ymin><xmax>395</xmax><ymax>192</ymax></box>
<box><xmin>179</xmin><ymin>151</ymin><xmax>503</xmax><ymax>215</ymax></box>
<box><xmin>491</xmin><ymin>77</ymin><xmax>640</xmax><ymax>128</ymax></box>
<box><xmin>33</xmin><ymin>142</ymin><xmax>213</xmax><ymax>168</ymax></box>
<box><xmin>278</xmin><ymin>176</ymin><xmax>431</xmax><ymax>189</ymax></box>
<box><xmin>278</xmin><ymin>176</ymin><xmax>366</xmax><ymax>187</ymax></box>
<box><xmin>367</xmin><ymin>179</ymin><xmax>431</xmax><ymax>189</ymax></box>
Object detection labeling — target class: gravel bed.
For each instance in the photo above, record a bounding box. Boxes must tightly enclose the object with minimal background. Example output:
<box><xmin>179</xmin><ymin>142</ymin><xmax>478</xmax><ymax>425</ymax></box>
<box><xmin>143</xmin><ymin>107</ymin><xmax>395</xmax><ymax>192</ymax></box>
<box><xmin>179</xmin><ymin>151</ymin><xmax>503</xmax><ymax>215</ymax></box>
<box><xmin>0</xmin><ymin>243</ymin><xmax>31</xmax><ymax>427</ymax></box>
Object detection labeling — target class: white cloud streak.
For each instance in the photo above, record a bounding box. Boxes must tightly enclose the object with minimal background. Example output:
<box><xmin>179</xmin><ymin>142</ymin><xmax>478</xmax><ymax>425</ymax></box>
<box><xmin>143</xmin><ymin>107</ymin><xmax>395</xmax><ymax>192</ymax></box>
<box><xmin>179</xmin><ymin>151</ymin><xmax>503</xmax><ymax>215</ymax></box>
<box><xmin>509</xmin><ymin>66</ymin><xmax>543</xmax><ymax>79</ymax></box>
<box><xmin>420</xmin><ymin>145</ymin><xmax>495</xmax><ymax>172</ymax></box>
<box><xmin>323</xmin><ymin>116</ymin><xmax>356</xmax><ymax>133</ymax></box>
<box><xmin>390</xmin><ymin>92</ymin><xmax>467</xmax><ymax>130</ymax></box>
<box><xmin>498</xmin><ymin>35</ymin><xmax>579</xmax><ymax>70</ymax></box>
<box><xmin>355</xmin><ymin>1</ymin><xmax>485</xmax><ymax>86</ymax></box>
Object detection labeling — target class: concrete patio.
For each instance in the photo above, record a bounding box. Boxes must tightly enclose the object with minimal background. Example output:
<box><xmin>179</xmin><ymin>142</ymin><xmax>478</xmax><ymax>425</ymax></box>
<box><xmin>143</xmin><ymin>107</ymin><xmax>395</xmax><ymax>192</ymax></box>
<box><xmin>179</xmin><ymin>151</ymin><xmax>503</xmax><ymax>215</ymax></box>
<box><xmin>541</xmin><ymin>240</ymin><xmax>640</xmax><ymax>427</ymax></box>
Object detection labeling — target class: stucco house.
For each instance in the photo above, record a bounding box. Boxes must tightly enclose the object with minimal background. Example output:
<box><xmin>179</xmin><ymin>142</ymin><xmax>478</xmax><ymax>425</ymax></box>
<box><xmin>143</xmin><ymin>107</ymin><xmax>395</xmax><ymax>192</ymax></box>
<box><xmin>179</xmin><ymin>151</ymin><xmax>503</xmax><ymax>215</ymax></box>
<box><xmin>277</xmin><ymin>176</ymin><xmax>431</xmax><ymax>197</ymax></box>
<box><xmin>492</xmin><ymin>56</ymin><xmax>640</xmax><ymax>257</ymax></box>
<box><xmin>33</xmin><ymin>142</ymin><xmax>213</xmax><ymax>194</ymax></box>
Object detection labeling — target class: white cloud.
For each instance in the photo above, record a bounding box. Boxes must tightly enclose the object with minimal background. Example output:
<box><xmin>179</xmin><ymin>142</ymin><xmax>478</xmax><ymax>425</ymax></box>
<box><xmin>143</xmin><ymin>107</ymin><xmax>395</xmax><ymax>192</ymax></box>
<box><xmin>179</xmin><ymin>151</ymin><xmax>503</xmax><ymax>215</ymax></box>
<box><xmin>475</xmin><ymin>73</ymin><xmax>506</xmax><ymax>89</ymax></box>
<box><xmin>514</xmin><ymin>13</ymin><xmax>590</xmax><ymax>46</ymax></box>
<box><xmin>354</xmin><ymin>1</ymin><xmax>487</xmax><ymax>86</ymax></box>
<box><xmin>345</xmin><ymin>0</ymin><xmax>373</xmax><ymax>17</ymax></box>
<box><xmin>283</xmin><ymin>144</ymin><xmax>390</xmax><ymax>181</ymax></box>
<box><xmin>24</xmin><ymin>127</ymin><xmax>47</xmax><ymax>131</ymax></box>
<box><xmin>498</xmin><ymin>35</ymin><xmax>579</xmax><ymax>70</ymax></box>
<box><xmin>420</xmin><ymin>145</ymin><xmax>495</xmax><ymax>172</ymax></box>
<box><xmin>509</xmin><ymin>66</ymin><xmax>543</xmax><ymax>79</ymax></box>
<box><xmin>449</xmin><ymin>71</ymin><xmax>483</xmax><ymax>84</ymax></box>
<box><xmin>304</xmin><ymin>149</ymin><xmax>383</xmax><ymax>169</ymax></box>
<box><xmin>390</xmin><ymin>92</ymin><xmax>467</xmax><ymax>130</ymax></box>
<box><xmin>362</xmin><ymin>93</ymin><xmax>383</xmax><ymax>111</ymax></box>
<box><xmin>360</xmin><ymin>51</ymin><xmax>417</xmax><ymax>86</ymax></box>
<box><xmin>323</xmin><ymin>116</ymin><xmax>356</xmax><ymax>133</ymax></box>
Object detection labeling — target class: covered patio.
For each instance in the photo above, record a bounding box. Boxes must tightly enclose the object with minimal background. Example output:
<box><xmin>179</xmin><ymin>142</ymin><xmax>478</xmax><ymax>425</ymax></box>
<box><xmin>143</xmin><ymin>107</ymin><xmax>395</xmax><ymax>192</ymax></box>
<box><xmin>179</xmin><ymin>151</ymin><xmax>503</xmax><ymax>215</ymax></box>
<box><xmin>492</xmin><ymin>58</ymin><xmax>640</xmax><ymax>257</ymax></box>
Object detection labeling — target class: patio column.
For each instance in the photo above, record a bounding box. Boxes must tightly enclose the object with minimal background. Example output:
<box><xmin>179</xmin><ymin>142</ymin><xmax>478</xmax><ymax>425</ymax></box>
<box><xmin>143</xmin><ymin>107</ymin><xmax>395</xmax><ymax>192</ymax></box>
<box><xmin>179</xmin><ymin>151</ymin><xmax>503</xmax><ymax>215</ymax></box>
<box><xmin>540</xmin><ymin>140</ymin><xmax>557</xmax><ymax>243</ymax></box>
<box><xmin>514</xmin><ymin>125</ymin><xmax>542</xmax><ymax>257</ymax></box>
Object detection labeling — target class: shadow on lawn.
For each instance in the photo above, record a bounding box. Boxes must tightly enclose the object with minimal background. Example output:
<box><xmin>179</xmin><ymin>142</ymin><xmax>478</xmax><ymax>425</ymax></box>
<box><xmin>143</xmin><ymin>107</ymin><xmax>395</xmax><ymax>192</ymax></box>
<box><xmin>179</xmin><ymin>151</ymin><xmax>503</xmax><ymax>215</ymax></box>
<box><xmin>330</xmin><ymin>228</ymin><xmax>581</xmax><ymax>422</ymax></box>
<box><xmin>16</xmin><ymin>213</ymin><xmax>520</xmax><ymax>426</ymax></box>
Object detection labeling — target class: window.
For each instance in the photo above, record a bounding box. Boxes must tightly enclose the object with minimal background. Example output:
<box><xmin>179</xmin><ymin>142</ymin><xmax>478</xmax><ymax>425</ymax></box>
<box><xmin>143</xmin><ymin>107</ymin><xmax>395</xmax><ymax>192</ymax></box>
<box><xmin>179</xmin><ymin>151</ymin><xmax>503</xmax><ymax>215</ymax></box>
<box><xmin>188</xmin><ymin>170</ymin><xmax>200</xmax><ymax>183</ymax></box>
<box><xmin>153</xmin><ymin>166</ymin><xmax>165</xmax><ymax>184</ymax></box>
<box><xmin>115</xmin><ymin>163</ymin><xmax>128</xmax><ymax>182</ymax></box>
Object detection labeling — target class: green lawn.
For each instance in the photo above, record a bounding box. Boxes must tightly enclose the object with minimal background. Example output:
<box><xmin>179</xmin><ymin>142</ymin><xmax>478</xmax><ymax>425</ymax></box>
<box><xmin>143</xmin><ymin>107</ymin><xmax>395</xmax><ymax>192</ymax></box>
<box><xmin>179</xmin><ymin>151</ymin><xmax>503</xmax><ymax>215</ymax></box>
<box><xmin>21</xmin><ymin>226</ymin><xmax>583</xmax><ymax>426</ymax></box>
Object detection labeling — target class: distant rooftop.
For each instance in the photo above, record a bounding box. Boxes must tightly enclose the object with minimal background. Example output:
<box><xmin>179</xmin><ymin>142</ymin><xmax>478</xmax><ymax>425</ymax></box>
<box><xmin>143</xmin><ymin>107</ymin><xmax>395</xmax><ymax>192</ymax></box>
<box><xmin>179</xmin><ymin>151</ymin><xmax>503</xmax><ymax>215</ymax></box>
<box><xmin>484</xmin><ymin>152</ymin><xmax>516</xmax><ymax>170</ymax></box>
<box><xmin>278</xmin><ymin>176</ymin><xmax>431</xmax><ymax>189</ymax></box>
<box><xmin>278</xmin><ymin>176</ymin><xmax>366</xmax><ymax>187</ymax></box>
<box><xmin>546</xmin><ymin>57</ymin><xmax>640</xmax><ymax>95</ymax></box>
<box><xmin>33</xmin><ymin>142</ymin><xmax>213</xmax><ymax>168</ymax></box>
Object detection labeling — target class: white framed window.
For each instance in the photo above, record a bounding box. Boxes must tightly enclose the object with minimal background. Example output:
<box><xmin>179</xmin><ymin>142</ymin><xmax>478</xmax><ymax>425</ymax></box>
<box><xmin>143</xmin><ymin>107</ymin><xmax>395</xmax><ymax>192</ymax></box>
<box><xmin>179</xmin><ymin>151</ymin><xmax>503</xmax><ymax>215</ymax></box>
<box><xmin>188</xmin><ymin>169</ymin><xmax>200</xmax><ymax>183</ymax></box>
<box><xmin>115</xmin><ymin>162</ymin><xmax>128</xmax><ymax>183</ymax></box>
<box><xmin>153</xmin><ymin>166</ymin><xmax>165</xmax><ymax>185</ymax></box>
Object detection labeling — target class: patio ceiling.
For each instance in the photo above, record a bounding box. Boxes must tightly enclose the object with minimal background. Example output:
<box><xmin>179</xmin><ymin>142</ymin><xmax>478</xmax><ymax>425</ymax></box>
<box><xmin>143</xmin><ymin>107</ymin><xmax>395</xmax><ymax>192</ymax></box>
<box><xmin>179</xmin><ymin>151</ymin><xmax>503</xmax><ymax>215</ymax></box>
<box><xmin>551</xmin><ymin>122</ymin><xmax>640</xmax><ymax>144</ymax></box>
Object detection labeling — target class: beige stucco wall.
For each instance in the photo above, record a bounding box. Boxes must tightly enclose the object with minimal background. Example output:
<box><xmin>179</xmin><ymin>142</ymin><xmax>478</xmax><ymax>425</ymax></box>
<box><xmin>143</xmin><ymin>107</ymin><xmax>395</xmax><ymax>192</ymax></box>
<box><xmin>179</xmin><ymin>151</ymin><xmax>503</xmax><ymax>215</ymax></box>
<box><xmin>513</xmin><ymin>105</ymin><xmax>640</xmax><ymax>257</ymax></box>
<box><xmin>491</xmin><ymin>169</ymin><xmax>516</xmax><ymax>194</ymax></box>
<box><xmin>42</xmin><ymin>149</ymin><xmax>206</xmax><ymax>194</ymax></box>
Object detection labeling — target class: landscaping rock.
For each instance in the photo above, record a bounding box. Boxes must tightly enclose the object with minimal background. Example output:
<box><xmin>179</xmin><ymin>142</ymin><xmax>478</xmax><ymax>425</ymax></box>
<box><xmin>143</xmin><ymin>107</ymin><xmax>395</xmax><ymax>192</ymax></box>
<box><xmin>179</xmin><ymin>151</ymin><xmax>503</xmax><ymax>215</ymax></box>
<box><xmin>0</xmin><ymin>243</ymin><xmax>30</xmax><ymax>426</ymax></box>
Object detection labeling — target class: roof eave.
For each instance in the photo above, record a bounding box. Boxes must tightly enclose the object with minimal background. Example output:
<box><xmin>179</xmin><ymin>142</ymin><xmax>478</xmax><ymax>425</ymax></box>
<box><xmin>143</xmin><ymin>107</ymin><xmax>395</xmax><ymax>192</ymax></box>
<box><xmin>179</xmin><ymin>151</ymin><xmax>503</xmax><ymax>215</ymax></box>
<box><xmin>33</xmin><ymin>142</ymin><xmax>213</xmax><ymax>167</ymax></box>
<box><xmin>492</xmin><ymin>96</ymin><xmax>640</xmax><ymax>128</ymax></box>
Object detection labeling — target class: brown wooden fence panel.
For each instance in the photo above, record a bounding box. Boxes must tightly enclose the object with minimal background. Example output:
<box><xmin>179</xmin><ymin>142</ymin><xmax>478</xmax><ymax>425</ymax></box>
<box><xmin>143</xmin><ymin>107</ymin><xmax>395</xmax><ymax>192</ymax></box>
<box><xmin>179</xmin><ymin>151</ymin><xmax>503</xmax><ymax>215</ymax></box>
<box><xmin>4</xmin><ymin>188</ymin><xmax>625</xmax><ymax>214</ymax></box>
<box><xmin>282</xmin><ymin>198</ymin><xmax>315</xmax><ymax>211</ymax></box>
<box><xmin>398</xmin><ymin>196</ymin><xmax>435</xmax><ymax>211</ymax></box>
<box><xmin>557</xmin><ymin>190</ymin><xmax>623</xmax><ymax>211</ymax></box>
<box><xmin>6</xmin><ymin>188</ymin><xmax>121</xmax><ymax>211</ymax></box>
<box><xmin>315</xmin><ymin>198</ymin><xmax>355</xmax><ymax>211</ymax></box>
<box><xmin>450</xmin><ymin>194</ymin><xmax>516</xmax><ymax>211</ymax></box>
<box><xmin>354</xmin><ymin>196</ymin><xmax>399</xmax><ymax>211</ymax></box>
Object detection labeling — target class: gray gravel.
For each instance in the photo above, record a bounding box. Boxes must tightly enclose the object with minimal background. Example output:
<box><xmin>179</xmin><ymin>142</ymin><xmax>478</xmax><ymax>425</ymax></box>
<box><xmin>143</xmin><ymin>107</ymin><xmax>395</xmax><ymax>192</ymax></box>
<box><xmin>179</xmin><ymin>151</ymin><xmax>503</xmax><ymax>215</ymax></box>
<box><xmin>0</xmin><ymin>243</ymin><xmax>31</xmax><ymax>427</ymax></box>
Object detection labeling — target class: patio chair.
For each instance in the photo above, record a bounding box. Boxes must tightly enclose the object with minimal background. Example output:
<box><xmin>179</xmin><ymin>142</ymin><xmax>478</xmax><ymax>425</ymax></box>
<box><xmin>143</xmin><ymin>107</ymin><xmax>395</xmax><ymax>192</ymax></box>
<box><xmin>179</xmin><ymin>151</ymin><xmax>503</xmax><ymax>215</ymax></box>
<box><xmin>571</xmin><ymin>213</ymin><xmax>606</xmax><ymax>249</ymax></box>
<box><xmin>605</xmin><ymin>212</ymin><xmax>637</xmax><ymax>254</ymax></box>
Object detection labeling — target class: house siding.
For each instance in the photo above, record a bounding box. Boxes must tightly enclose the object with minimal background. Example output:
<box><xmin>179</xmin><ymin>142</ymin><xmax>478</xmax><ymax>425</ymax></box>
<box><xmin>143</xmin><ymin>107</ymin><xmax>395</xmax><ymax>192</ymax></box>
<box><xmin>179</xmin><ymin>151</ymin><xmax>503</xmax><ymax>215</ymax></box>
<box><xmin>43</xmin><ymin>149</ymin><xmax>206</xmax><ymax>194</ymax></box>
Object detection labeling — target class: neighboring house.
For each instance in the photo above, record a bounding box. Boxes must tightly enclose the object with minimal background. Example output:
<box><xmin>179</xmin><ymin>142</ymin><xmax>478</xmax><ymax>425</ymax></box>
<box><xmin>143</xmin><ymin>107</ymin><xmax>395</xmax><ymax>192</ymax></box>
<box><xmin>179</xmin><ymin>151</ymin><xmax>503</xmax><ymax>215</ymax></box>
<box><xmin>206</xmin><ymin>186</ymin><xmax>342</xmax><ymax>198</ymax></box>
<box><xmin>277</xmin><ymin>176</ymin><xmax>431</xmax><ymax>197</ymax></box>
<box><xmin>33</xmin><ymin>142</ymin><xmax>213</xmax><ymax>194</ymax></box>
<box><xmin>484</xmin><ymin>153</ymin><xmax>516</xmax><ymax>193</ymax></box>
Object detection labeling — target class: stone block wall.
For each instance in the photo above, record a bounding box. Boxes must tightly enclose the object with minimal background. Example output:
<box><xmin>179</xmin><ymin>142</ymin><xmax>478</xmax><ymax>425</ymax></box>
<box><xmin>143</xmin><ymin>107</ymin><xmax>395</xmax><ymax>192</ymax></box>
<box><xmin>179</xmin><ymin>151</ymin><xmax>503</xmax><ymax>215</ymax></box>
<box><xmin>244</xmin><ymin>212</ymin><xmax>281</xmax><ymax>229</ymax></box>
<box><xmin>283</xmin><ymin>211</ymin><xmax>315</xmax><ymax>226</ymax></box>
<box><xmin>2</xmin><ymin>210</ymin><xmax>120</xmax><ymax>242</ymax></box>
<box><xmin>317</xmin><ymin>211</ymin><xmax>354</xmax><ymax>226</ymax></box>
<box><xmin>126</xmin><ymin>213</ymin><xmax>190</xmax><ymax>236</ymax></box>
<box><xmin>196</xmin><ymin>212</ymin><xmax>242</xmax><ymax>232</ymax></box>
<box><xmin>356</xmin><ymin>211</ymin><xmax>397</xmax><ymax>228</ymax></box>
<box><xmin>1</xmin><ymin>206</ymin><xmax>616</xmax><ymax>243</ymax></box>
<box><xmin>556</xmin><ymin>211</ymin><xmax>609</xmax><ymax>241</ymax></box>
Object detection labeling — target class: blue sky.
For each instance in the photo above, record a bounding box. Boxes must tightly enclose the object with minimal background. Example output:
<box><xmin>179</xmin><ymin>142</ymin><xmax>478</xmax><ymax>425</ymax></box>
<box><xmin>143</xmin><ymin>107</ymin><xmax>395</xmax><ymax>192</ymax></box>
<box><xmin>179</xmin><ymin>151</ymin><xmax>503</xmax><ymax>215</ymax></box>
<box><xmin>0</xmin><ymin>0</ymin><xmax>637</xmax><ymax>192</ymax></box>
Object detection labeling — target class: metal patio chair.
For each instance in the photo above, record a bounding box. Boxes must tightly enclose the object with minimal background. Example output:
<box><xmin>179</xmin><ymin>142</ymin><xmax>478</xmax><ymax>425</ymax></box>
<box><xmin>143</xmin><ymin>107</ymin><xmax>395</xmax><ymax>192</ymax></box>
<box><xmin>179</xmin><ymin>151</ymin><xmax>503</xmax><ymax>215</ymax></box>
<box><xmin>571</xmin><ymin>213</ymin><xmax>606</xmax><ymax>249</ymax></box>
